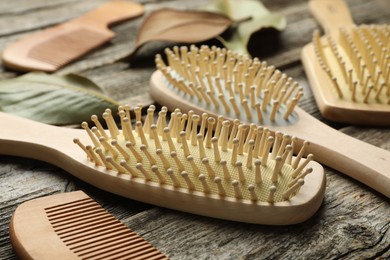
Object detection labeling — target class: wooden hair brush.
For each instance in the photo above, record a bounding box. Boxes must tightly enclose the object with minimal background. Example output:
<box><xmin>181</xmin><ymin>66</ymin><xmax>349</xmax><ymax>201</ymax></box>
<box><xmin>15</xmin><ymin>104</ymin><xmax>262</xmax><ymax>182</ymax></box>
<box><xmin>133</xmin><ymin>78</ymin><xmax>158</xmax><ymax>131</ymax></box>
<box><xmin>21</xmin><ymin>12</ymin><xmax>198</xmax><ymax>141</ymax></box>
<box><xmin>1</xmin><ymin>1</ymin><xmax>144</xmax><ymax>72</ymax></box>
<box><xmin>301</xmin><ymin>0</ymin><xmax>390</xmax><ymax>125</ymax></box>
<box><xmin>149</xmin><ymin>45</ymin><xmax>390</xmax><ymax>198</ymax></box>
<box><xmin>0</xmin><ymin>106</ymin><xmax>325</xmax><ymax>225</ymax></box>
<box><xmin>10</xmin><ymin>191</ymin><xmax>168</xmax><ymax>260</ymax></box>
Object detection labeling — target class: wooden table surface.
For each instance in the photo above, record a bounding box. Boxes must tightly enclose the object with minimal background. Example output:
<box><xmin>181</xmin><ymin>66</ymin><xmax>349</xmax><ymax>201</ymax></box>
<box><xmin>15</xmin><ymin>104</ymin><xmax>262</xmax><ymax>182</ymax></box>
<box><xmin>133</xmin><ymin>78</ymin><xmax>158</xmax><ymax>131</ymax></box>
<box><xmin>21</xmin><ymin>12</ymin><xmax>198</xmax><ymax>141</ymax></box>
<box><xmin>1</xmin><ymin>0</ymin><xmax>389</xmax><ymax>259</ymax></box>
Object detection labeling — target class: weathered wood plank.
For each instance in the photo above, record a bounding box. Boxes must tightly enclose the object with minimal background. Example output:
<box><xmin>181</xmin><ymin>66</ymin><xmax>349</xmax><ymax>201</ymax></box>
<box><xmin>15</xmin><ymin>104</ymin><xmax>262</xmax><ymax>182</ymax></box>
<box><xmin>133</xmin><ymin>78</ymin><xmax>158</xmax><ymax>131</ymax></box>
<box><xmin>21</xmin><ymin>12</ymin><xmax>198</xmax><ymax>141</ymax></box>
<box><xmin>0</xmin><ymin>0</ymin><xmax>389</xmax><ymax>259</ymax></box>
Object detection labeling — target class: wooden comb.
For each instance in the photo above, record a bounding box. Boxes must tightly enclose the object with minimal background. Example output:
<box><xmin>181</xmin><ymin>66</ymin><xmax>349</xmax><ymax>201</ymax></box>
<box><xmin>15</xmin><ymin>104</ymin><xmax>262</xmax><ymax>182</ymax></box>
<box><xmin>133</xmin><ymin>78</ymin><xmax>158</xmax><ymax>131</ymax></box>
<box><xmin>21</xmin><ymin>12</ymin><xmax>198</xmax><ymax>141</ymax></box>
<box><xmin>9</xmin><ymin>191</ymin><xmax>168</xmax><ymax>260</ymax></box>
<box><xmin>301</xmin><ymin>0</ymin><xmax>390</xmax><ymax>125</ymax></box>
<box><xmin>2</xmin><ymin>1</ymin><xmax>144</xmax><ymax>72</ymax></box>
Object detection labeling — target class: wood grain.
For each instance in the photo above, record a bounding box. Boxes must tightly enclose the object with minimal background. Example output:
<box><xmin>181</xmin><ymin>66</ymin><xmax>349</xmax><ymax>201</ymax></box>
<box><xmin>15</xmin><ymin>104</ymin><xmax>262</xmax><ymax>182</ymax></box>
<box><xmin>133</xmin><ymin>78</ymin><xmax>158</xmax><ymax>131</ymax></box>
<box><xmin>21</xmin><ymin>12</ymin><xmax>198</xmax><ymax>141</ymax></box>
<box><xmin>0</xmin><ymin>0</ymin><xmax>389</xmax><ymax>259</ymax></box>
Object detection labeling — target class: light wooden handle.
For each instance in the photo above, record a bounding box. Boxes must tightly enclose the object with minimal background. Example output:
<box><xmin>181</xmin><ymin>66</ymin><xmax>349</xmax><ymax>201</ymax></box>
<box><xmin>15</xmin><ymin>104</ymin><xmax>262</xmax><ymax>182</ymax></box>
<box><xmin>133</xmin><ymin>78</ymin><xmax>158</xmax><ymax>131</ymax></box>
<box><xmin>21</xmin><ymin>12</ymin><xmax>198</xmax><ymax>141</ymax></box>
<box><xmin>74</xmin><ymin>1</ymin><xmax>144</xmax><ymax>29</ymax></box>
<box><xmin>294</xmin><ymin>112</ymin><xmax>390</xmax><ymax>198</ymax></box>
<box><xmin>309</xmin><ymin>0</ymin><xmax>355</xmax><ymax>39</ymax></box>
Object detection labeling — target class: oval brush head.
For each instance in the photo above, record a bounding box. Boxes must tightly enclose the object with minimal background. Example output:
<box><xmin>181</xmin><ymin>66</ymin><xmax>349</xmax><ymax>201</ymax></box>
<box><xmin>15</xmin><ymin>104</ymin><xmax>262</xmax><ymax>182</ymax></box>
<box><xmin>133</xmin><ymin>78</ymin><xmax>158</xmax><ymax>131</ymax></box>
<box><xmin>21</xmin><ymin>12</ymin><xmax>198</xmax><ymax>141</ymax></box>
<box><xmin>75</xmin><ymin>105</ymin><xmax>325</xmax><ymax>225</ymax></box>
<box><xmin>154</xmin><ymin>45</ymin><xmax>303</xmax><ymax>127</ymax></box>
<box><xmin>301</xmin><ymin>0</ymin><xmax>390</xmax><ymax>125</ymax></box>
<box><xmin>304</xmin><ymin>26</ymin><xmax>390</xmax><ymax>125</ymax></box>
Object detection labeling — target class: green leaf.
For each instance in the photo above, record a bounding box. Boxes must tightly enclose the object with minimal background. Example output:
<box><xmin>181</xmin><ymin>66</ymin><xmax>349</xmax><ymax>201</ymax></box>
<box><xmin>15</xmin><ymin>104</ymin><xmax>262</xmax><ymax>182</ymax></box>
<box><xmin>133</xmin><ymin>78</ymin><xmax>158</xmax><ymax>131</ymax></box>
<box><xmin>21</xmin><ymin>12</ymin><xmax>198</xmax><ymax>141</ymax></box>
<box><xmin>203</xmin><ymin>0</ymin><xmax>286</xmax><ymax>55</ymax></box>
<box><xmin>0</xmin><ymin>72</ymin><xmax>120</xmax><ymax>125</ymax></box>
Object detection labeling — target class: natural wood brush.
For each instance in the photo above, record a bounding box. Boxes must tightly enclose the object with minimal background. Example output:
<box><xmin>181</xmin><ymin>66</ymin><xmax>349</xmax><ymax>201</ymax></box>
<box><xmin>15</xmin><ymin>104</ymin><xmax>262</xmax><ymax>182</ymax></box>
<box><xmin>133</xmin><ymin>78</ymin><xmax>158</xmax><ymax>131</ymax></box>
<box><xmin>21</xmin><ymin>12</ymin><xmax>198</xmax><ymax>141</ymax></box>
<box><xmin>149</xmin><ymin>45</ymin><xmax>390</xmax><ymax>198</ymax></box>
<box><xmin>301</xmin><ymin>0</ymin><xmax>390</xmax><ymax>125</ymax></box>
<box><xmin>0</xmin><ymin>106</ymin><xmax>325</xmax><ymax>225</ymax></box>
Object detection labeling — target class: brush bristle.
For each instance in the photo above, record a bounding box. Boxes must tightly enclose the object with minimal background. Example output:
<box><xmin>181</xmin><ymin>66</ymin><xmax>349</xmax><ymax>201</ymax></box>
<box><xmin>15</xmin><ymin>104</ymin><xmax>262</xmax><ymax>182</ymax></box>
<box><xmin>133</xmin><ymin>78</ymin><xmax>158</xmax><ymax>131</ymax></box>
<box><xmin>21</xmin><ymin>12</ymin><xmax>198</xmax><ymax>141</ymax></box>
<box><xmin>75</xmin><ymin>105</ymin><xmax>315</xmax><ymax>203</ymax></box>
<box><xmin>154</xmin><ymin>45</ymin><xmax>303</xmax><ymax>126</ymax></box>
<box><xmin>313</xmin><ymin>25</ymin><xmax>390</xmax><ymax>104</ymax></box>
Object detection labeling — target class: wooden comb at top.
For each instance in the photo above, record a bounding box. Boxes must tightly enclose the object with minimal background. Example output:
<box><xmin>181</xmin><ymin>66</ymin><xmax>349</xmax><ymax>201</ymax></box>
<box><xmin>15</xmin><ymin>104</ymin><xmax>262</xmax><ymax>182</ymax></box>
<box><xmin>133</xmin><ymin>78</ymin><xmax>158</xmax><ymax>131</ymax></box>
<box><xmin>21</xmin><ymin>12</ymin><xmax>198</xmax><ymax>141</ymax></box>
<box><xmin>9</xmin><ymin>191</ymin><xmax>168</xmax><ymax>260</ymax></box>
<box><xmin>1</xmin><ymin>1</ymin><xmax>144</xmax><ymax>72</ymax></box>
<box><xmin>301</xmin><ymin>0</ymin><xmax>390</xmax><ymax>125</ymax></box>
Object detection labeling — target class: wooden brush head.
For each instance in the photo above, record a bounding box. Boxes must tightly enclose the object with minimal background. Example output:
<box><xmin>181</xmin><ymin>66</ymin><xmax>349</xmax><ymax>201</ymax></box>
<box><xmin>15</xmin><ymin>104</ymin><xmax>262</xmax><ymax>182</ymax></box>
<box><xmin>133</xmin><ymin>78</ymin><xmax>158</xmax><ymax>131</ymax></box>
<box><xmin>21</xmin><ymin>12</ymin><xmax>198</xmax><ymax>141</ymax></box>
<box><xmin>10</xmin><ymin>191</ymin><xmax>167</xmax><ymax>260</ymax></box>
<box><xmin>73</xmin><ymin>105</ymin><xmax>325</xmax><ymax>224</ymax></box>
<box><xmin>301</xmin><ymin>0</ymin><xmax>390</xmax><ymax>125</ymax></box>
<box><xmin>152</xmin><ymin>45</ymin><xmax>303</xmax><ymax>127</ymax></box>
<box><xmin>2</xmin><ymin>1</ymin><xmax>144</xmax><ymax>72</ymax></box>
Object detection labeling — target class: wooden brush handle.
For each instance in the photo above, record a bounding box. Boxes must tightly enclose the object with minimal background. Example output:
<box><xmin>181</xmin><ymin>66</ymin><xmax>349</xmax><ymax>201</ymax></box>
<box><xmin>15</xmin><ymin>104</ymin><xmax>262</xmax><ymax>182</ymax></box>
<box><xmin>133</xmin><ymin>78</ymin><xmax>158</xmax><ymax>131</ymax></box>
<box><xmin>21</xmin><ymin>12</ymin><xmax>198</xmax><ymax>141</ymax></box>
<box><xmin>292</xmin><ymin>109</ymin><xmax>390</xmax><ymax>198</ymax></box>
<box><xmin>73</xmin><ymin>1</ymin><xmax>144</xmax><ymax>29</ymax></box>
<box><xmin>309</xmin><ymin>0</ymin><xmax>355</xmax><ymax>39</ymax></box>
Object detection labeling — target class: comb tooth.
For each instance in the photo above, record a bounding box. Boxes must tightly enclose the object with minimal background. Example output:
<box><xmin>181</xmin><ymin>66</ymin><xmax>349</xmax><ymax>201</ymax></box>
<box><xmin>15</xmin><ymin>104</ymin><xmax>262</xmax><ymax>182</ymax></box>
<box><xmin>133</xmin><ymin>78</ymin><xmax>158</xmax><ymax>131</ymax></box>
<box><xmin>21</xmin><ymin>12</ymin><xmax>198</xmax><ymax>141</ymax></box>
<box><xmin>272</xmin><ymin>157</ymin><xmax>283</xmax><ymax>183</ymax></box>
<box><xmin>136</xmin><ymin>163</ymin><xmax>151</xmax><ymax>181</ymax></box>
<box><xmin>111</xmin><ymin>140</ymin><xmax>130</xmax><ymax>161</ymax></box>
<box><xmin>81</xmin><ymin>122</ymin><xmax>100</xmax><ymax>148</ymax></box>
<box><xmin>261</xmin><ymin>137</ymin><xmax>274</xmax><ymax>166</ymax></box>
<box><xmin>254</xmin><ymin>160</ymin><xmax>262</xmax><ymax>184</ymax></box>
<box><xmin>199</xmin><ymin>113</ymin><xmax>208</xmax><ymax>136</ymax></box>
<box><xmin>181</xmin><ymin>171</ymin><xmax>195</xmax><ymax>190</ymax></box>
<box><xmin>186</xmin><ymin>155</ymin><xmax>200</xmax><ymax>176</ymax></box>
<box><xmin>134</xmin><ymin>106</ymin><xmax>142</xmax><ymax>122</ymax></box>
<box><xmin>267</xmin><ymin>185</ymin><xmax>277</xmax><ymax>203</ymax></box>
<box><xmin>232</xmin><ymin>180</ymin><xmax>242</xmax><ymax>199</ymax></box>
<box><xmin>120</xmin><ymin>160</ymin><xmax>137</xmax><ymax>177</ymax></box>
<box><xmin>96</xmin><ymin>148</ymin><xmax>112</xmax><ymax>170</ymax></box>
<box><xmin>214</xmin><ymin>177</ymin><xmax>225</xmax><ymax>196</ymax></box>
<box><xmin>202</xmin><ymin>158</ymin><xmax>215</xmax><ymax>178</ymax></box>
<box><xmin>283</xmin><ymin>179</ymin><xmax>305</xmax><ymax>200</ymax></box>
<box><xmin>104</xmin><ymin>109</ymin><xmax>120</xmax><ymax>138</ymax></box>
<box><xmin>248</xmin><ymin>185</ymin><xmax>257</xmax><ymax>201</ymax></box>
<box><xmin>205</xmin><ymin>118</ymin><xmax>215</xmax><ymax>148</ymax></box>
<box><xmin>166</xmin><ymin>168</ymin><xmax>179</xmax><ymax>187</ymax></box>
<box><xmin>196</xmin><ymin>134</ymin><xmax>206</xmax><ymax>158</ymax></box>
<box><xmin>73</xmin><ymin>138</ymin><xmax>91</xmax><ymax>159</ymax></box>
<box><xmin>99</xmin><ymin>137</ymin><xmax>118</xmax><ymax>158</ymax></box>
<box><xmin>231</xmin><ymin>138</ymin><xmax>239</xmax><ymax>166</ymax></box>
<box><xmin>171</xmin><ymin>151</ymin><xmax>185</xmax><ymax>171</ymax></box>
<box><xmin>271</xmin><ymin>132</ymin><xmax>283</xmax><ymax>159</ymax></box>
<box><xmin>289</xmin><ymin>167</ymin><xmax>313</xmax><ymax>188</ymax></box>
<box><xmin>150</xmin><ymin>125</ymin><xmax>162</xmax><ymax>149</ymax></box>
<box><xmin>235</xmin><ymin>162</ymin><xmax>246</xmax><ymax>182</ymax></box>
<box><xmin>143</xmin><ymin>105</ymin><xmax>155</xmax><ymax>134</ymax></box>
<box><xmin>246</xmin><ymin>140</ymin><xmax>255</xmax><ymax>169</ymax></box>
<box><xmin>156</xmin><ymin>149</ymin><xmax>170</xmax><ymax>169</ymax></box>
<box><xmin>198</xmin><ymin>174</ymin><xmax>210</xmax><ymax>193</ymax></box>
<box><xmin>211</xmin><ymin>137</ymin><xmax>221</xmax><ymax>163</ymax></box>
<box><xmin>190</xmin><ymin>115</ymin><xmax>200</xmax><ymax>145</ymax></box>
<box><xmin>292</xmin><ymin>154</ymin><xmax>315</xmax><ymax>178</ymax></box>
<box><xmin>86</xmin><ymin>145</ymin><xmax>101</xmax><ymax>166</ymax></box>
<box><xmin>126</xmin><ymin>141</ymin><xmax>143</xmax><ymax>163</ymax></box>
<box><xmin>106</xmin><ymin>157</ymin><xmax>125</xmax><ymax>173</ymax></box>
<box><xmin>277</xmin><ymin>134</ymin><xmax>291</xmax><ymax>157</ymax></box>
<box><xmin>118</xmin><ymin>112</ymin><xmax>129</xmax><ymax>142</ymax></box>
<box><xmin>140</xmin><ymin>144</ymin><xmax>156</xmax><ymax>165</ymax></box>
<box><xmin>220</xmin><ymin>160</ymin><xmax>231</xmax><ymax>180</ymax></box>
<box><xmin>375</xmin><ymin>83</ymin><xmax>386</xmax><ymax>101</ymax></box>
<box><xmin>228</xmin><ymin>119</ymin><xmax>240</xmax><ymax>148</ymax></box>
<box><xmin>151</xmin><ymin>165</ymin><xmax>166</xmax><ymax>184</ymax></box>
<box><xmin>91</xmin><ymin>115</ymin><xmax>109</xmax><ymax>139</ymax></box>
<box><xmin>163</xmin><ymin>127</ymin><xmax>176</xmax><ymax>152</ymax></box>
<box><xmin>136</xmin><ymin>121</ymin><xmax>148</xmax><ymax>147</ymax></box>
<box><xmin>292</xmin><ymin>141</ymin><xmax>310</xmax><ymax>169</ymax></box>
<box><xmin>364</xmin><ymin>85</ymin><xmax>375</xmax><ymax>103</ymax></box>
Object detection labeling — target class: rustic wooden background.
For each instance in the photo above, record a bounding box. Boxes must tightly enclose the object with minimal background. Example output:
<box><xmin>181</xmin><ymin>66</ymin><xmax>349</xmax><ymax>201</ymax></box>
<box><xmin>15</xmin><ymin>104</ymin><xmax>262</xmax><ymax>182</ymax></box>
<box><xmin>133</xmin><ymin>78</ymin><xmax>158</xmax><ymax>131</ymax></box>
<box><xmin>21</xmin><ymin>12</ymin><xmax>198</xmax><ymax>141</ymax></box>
<box><xmin>1</xmin><ymin>0</ymin><xmax>389</xmax><ymax>259</ymax></box>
